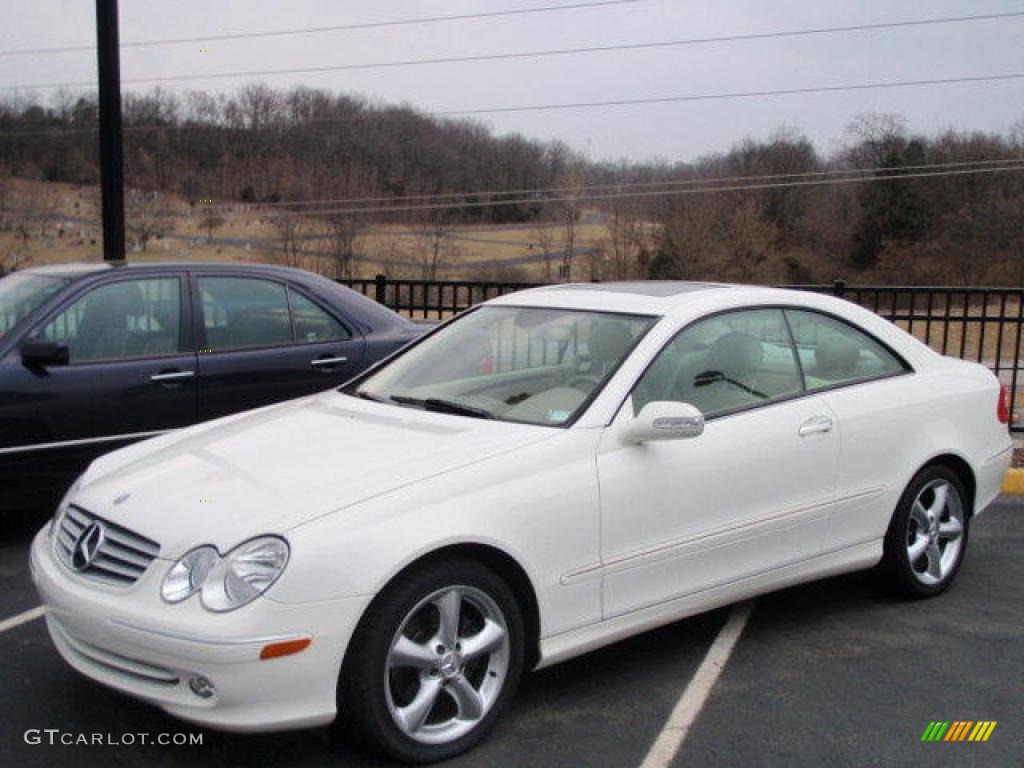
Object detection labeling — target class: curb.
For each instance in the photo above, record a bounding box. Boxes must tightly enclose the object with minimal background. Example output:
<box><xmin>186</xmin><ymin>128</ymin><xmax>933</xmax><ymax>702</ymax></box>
<box><xmin>1002</xmin><ymin>469</ymin><xmax>1024</xmax><ymax>496</ymax></box>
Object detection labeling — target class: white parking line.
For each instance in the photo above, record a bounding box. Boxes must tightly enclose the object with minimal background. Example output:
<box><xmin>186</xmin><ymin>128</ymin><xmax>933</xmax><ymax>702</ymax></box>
<box><xmin>640</xmin><ymin>600</ymin><xmax>754</xmax><ymax>768</ymax></box>
<box><xmin>0</xmin><ymin>605</ymin><xmax>45</xmax><ymax>634</ymax></box>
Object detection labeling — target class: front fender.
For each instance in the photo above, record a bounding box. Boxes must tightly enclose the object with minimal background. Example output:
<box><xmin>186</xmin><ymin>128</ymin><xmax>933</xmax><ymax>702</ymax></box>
<box><xmin>272</xmin><ymin>429</ymin><xmax>605</xmax><ymax>640</ymax></box>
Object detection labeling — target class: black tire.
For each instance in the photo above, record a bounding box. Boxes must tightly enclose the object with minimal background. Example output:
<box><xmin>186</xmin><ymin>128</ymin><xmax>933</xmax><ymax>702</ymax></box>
<box><xmin>338</xmin><ymin>558</ymin><xmax>525</xmax><ymax>763</ymax></box>
<box><xmin>881</xmin><ymin>464</ymin><xmax>970</xmax><ymax>599</ymax></box>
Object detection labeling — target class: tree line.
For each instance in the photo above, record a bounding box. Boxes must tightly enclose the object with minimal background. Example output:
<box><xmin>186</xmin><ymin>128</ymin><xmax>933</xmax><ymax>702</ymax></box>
<box><xmin>1</xmin><ymin>86</ymin><xmax>1022</xmax><ymax>285</ymax></box>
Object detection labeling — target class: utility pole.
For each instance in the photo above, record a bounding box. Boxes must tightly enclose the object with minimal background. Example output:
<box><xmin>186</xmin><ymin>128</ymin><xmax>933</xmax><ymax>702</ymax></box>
<box><xmin>95</xmin><ymin>0</ymin><xmax>125</xmax><ymax>262</ymax></box>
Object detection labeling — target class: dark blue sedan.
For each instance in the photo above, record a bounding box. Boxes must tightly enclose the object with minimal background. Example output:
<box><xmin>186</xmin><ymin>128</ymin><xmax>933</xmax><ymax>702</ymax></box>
<box><xmin>0</xmin><ymin>262</ymin><xmax>426</xmax><ymax>513</ymax></box>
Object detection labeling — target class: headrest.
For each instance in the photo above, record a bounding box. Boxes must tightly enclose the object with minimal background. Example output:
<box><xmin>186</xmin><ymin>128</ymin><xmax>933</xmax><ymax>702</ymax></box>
<box><xmin>815</xmin><ymin>333</ymin><xmax>860</xmax><ymax>377</ymax></box>
<box><xmin>708</xmin><ymin>332</ymin><xmax>763</xmax><ymax>378</ymax></box>
<box><xmin>83</xmin><ymin>282</ymin><xmax>146</xmax><ymax>322</ymax></box>
<box><xmin>589</xmin><ymin>320</ymin><xmax>633</xmax><ymax>366</ymax></box>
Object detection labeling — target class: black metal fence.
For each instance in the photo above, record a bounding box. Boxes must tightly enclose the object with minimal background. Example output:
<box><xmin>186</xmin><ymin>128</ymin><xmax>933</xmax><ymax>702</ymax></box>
<box><xmin>342</xmin><ymin>274</ymin><xmax>542</xmax><ymax>319</ymax></box>
<box><xmin>794</xmin><ymin>281</ymin><xmax>1023</xmax><ymax>431</ymax></box>
<box><xmin>341</xmin><ymin>275</ymin><xmax>1024</xmax><ymax>431</ymax></box>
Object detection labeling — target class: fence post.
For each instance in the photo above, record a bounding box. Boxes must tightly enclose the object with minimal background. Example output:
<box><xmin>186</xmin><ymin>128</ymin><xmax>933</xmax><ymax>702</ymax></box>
<box><xmin>375</xmin><ymin>273</ymin><xmax>387</xmax><ymax>305</ymax></box>
<box><xmin>832</xmin><ymin>279</ymin><xmax>846</xmax><ymax>298</ymax></box>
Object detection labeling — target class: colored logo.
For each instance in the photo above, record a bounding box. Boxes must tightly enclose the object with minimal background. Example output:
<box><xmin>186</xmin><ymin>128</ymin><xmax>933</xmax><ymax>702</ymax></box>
<box><xmin>921</xmin><ymin>721</ymin><xmax>997</xmax><ymax>742</ymax></box>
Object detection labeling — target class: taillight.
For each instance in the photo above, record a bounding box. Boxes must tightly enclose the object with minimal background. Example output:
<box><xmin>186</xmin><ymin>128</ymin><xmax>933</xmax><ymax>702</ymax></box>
<box><xmin>997</xmin><ymin>385</ymin><xmax>1011</xmax><ymax>425</ymax></box>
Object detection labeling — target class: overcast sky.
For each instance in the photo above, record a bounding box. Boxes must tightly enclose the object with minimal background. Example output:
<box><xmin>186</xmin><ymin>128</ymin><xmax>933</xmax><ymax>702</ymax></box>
<box><xmin>3</xmin><ymin>0</ymin><xmax>1023</xmax><ymax>163</ymax></box>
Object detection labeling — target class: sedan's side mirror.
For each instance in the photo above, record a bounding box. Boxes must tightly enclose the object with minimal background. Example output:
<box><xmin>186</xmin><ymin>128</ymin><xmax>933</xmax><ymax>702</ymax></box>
<box><xmin>624</xmin><ymin>401</ymin><xmax>704</xmax><ymax>444</ymax></box>
<box><xmin>21</xmin><ymin>340</ymin><xmax>70</xmax><ymax>369</ymax></box>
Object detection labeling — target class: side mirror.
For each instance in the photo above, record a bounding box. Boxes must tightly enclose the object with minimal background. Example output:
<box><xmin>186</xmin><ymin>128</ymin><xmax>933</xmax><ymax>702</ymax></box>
<box><xmin>624</xmin><ymin>401</ymin><xmax>704</xmax><ymax>444</ymax></box>
<box><xmin>21</xmin><ymin>340</ymin><xmax>70</xmax><ymax>369</ymax></box>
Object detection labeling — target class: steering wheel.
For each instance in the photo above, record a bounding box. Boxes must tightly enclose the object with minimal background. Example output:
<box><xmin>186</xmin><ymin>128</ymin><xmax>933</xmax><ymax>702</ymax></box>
<box><xmin>567</xmin><ymin>374</ymin><xmax>602</xmax><ymax>392</ymax></box>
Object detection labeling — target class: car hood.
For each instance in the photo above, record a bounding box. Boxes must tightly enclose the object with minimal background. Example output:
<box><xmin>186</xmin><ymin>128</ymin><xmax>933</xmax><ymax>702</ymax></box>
<box><xmin>73</xmin><ymin>392</ymin><xmax>555</xmax><ymax>558</ymax></box>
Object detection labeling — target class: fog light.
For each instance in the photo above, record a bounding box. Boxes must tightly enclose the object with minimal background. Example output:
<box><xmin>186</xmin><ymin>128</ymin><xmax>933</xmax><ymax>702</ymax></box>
<box><xmin>189</xmin><ymin>675</ymin><xmax>216</xmax><ymax>699</ymax></box>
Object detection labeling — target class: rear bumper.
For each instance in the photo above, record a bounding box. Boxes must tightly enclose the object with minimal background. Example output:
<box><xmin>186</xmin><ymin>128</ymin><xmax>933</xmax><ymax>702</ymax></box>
<box><xmin>976</xmin><ymin>444</ymin><xmax>1013</xmax><ymax>515</ymax></box>
<box><xmin>30</xmin><ymin>528</ymin><xmax>370</xmax><ymax>732</ymax></box>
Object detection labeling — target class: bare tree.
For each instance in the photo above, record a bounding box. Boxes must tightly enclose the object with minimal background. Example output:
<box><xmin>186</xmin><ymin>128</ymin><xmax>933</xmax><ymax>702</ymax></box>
<box><xmin>585</xmin><ymin>243</ymin><xmax>606</xmax><ymax>281</ymax></box>
<box><xmin>1011</xmin><ymin>115</ymin><xmax>1024</xmax><ymax>151</ymax></box>
<box><xmin>370</xmin><ymin>233</ymin><xmax>408</xmax><ymax>278</ymax></box>
<box><xmin>410</xmin><ymin>211</ymin><xmax>453</xmax><ymax>280</ymax></box>
<box><xmin>199</xmin><ymin>205</ymin><xmax>226</xmax><ymax>241</ymax></box>
<box><xmin>127</xmin><ymin>190</ymin><xmax>169</xmax><ymax>252</ymax></box>
<box><xmin>555</xmin><ymin>165</ymin><xmax>585</xmax><ymax>281</ymax></box>
<box><xmin>0</xmin><ymin>236</ymin><xmax>27</xmax><ymax>275</ymax></box>
<box><xmin>12</xmin><ymin>184</ymin><xmax>63</xmax><ymax>242</ymax></box>
<box><xmin>320</xmin><ymin>214</ymin><xmax>365</xmax><ymax>279</ymax></box>
<box><xmin>606</xmin><ymin>199</ymin><xmax>644</xmax><ymax>280</ymax></box>
<box><xmin>0</xmin><ymin>164</ymin><xmax>11</xmax><ymax>220</ymax></box>
<box><xmin>0</xmin><ymin>167</ymin><xmax>13</xmax><ymax>244</ymax></box>
<box><xmin>266</xmin><ymin>214</ymin><xmax>312</xmax><ymax>270</ymax></box>
<box><xmin>844</xmin><ymin>112</ymin><xmax>908</xmax><ymax>167</ymax></box>
<box><xmin>531</xmin><ymin>210</ymin><xmax>560</xmax><ymax>282</ymax></box>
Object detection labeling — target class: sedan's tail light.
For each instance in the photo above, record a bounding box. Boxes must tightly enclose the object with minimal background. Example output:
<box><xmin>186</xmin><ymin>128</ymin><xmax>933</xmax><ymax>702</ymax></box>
<box><xmin>997</xmin><ymin>384</ymin><xmax>1011</xmax><ymax>425</ymax></box>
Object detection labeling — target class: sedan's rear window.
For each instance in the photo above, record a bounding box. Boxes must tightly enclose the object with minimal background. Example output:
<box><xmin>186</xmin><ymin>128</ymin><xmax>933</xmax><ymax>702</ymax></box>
<box><xmin>0</xmin><ymin>273</ymin><xmax>68</xmax><ymax>338</ymax></box>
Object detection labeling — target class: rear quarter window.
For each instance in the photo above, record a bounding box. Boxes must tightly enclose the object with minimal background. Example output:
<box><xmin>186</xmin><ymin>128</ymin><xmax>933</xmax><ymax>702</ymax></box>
<box><xmin>784</xmin><ymin>309</ymin><xmax>907</xmax><ymax>390</ymax></box>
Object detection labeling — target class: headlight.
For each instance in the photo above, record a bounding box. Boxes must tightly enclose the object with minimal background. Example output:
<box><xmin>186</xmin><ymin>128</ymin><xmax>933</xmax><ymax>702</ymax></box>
<box><xmin>161</xmin><ymin>546</ymin><xmax>219</xmax><ymax>603</ymax></box>
<box><xmin>200</xmin><ymin>536</ymin><xmax>290</xmax><ymax>613</ymax></box>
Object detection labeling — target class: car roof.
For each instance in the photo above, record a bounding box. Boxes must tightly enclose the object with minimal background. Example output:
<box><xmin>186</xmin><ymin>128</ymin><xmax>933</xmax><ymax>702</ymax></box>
<box><xmin>21</xmin><ymin>263</ymin><xmax>112</xmax><ymax>278</ymax></box>
<box><xmin>21</xmin><ymin>261</ymin><xmax>323</xmax><ymax>282</ymax></box>
<box><xmin>487</xmin><ymin>281</ymin><xmax>739</xmax><ymax>316</ymax></box>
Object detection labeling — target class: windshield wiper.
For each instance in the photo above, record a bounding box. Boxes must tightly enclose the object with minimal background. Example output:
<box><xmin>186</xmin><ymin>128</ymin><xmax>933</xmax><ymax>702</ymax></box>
<box><xmin>353</xmin><ymin>389</ymin><xmax>393</xmax><ymax>403</ymax></box>
<box><xmin>425</xmin><ymin>398</ymin><xmax>494</xmax><ymax>419</ymax></box>
<box><xmin>389</xmin><ymin>395</ymin><xmax>493</xmax><ymax>420</ymax></box>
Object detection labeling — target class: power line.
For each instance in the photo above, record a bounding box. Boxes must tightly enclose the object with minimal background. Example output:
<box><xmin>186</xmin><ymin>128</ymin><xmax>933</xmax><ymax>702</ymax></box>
<box><xmin>2</xmin><ymin>72</ymin><xmax>1022</xmax><ymax>131</ymax></box>
<box><xmin>425</xmin><ymin>73</ymin><xmax>1024</xmax><ymax>118</ymax></box>
<box><xmin>225</xmin><ymin>165</ymin><xmax>1024</xmax><ymax>218</ymax></box>
<box><xmin>0</xmin><ymin>0</ymin><xmax>645</xmax><ymax>57</ymax></box>
<box><xmin>4</xmin><ymin>10</ymin><xmax>1024</xmax><ymax>90</ymax></box>
<box><xmin>22</xmin><ymin>166</ymin><xmax>1023</xmax><ymax>246</ymax></box>
<box><xmin>170</xmin><ymin>158</ymin><xmax>1024</xmax><ymax>212</ymax></box>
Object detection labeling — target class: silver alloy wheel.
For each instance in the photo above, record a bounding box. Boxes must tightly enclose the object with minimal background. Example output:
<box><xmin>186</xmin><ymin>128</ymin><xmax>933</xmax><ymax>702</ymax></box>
<box><xmin>906</xmin><ymin>479</ymin><xmax>965</xmax><ymax>586</ymax></box>
<box><xmin>384</xmin><ymin>585</ymin><xmax>510</xmax><ymax>745</ymax></box>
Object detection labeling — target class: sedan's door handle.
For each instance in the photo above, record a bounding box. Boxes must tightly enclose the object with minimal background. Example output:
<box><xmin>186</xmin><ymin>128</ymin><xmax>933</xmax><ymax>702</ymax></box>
<box><xmin>798</xmin><ymin>415</ymin><xmax>834</xmax><ymax>437</ymax></box>
<box><xmin>150</xmin><ymin>370</ymin><xmax>195</xmax><ymax>382</ymax></box>
<box><xmin>310</xmin><ymin>356</ymin><xmax>348</xmax><ymax>368</ymax></box>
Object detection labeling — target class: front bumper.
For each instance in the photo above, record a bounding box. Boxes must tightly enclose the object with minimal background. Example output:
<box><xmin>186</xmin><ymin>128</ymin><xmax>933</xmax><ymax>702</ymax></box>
<box><xmin>30</xmin><ymin>529</ymin><xmax>371</xmax><ymax>732</ymax></box>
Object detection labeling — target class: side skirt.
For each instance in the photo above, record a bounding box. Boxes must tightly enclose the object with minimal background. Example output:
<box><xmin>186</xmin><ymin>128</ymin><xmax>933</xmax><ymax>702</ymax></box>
<box><xmin>536</xmin><ymin>540</ymin><xmax>881</xmax><ymax>670</ymax></box>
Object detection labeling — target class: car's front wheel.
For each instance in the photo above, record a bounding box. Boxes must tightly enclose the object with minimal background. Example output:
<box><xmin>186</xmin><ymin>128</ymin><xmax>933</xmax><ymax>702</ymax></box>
<box><xmin>882</xmin><ymin>465</ymin><xmax>970</xmax><ymax>598</ymax></box>
<box><xmin>339</xmin><ymin>558</ymin><xmax>524</xmax><ymax>763</ymax></box>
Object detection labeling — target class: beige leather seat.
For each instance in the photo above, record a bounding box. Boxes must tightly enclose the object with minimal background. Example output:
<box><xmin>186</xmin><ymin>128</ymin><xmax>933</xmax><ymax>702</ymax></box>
<box><xmin>688</xmin><ymin>332</ymin><xmax>765</xmax><ymax>415</ymax></box>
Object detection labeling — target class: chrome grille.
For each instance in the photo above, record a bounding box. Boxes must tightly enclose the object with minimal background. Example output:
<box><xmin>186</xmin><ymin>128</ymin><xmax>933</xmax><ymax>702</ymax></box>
<box><xmin>54</xmin><ymin>505</ymin><xmax>160</xmax><ymax>586</ymax></box>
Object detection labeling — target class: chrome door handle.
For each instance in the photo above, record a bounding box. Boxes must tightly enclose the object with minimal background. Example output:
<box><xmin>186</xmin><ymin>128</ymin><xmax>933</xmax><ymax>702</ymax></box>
<box><xmin>310</xmin><ymin>356</ymin><xmax>348</xmax><ymax>368</ymax></box>
<box><xmin>150</xmin><ymin>370</ymin><xmax>195</xmax><ymax>382</ymax></box>
<box><xmin>798</xmin><ymin>415</ymin><xmax>833</xmax><ymax>437</ymax></box>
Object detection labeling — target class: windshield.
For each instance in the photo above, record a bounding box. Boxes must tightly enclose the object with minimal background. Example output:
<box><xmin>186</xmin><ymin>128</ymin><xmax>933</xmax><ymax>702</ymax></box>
<box><xmin>349</xmin><ymin>306</ymin><xmax>656</xmax><ymax>426</ymax></box>
<box><xmin>0</xmin><ymin>273</ymin><xmax>69</xmax><ymax>339</ymax></box>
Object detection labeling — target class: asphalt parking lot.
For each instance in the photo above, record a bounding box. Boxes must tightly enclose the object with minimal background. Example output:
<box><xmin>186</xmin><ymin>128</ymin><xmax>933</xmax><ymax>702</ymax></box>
<box><xmin>1</xmin><ymin>499</ymin><xmax>1021</xmax><ymax>768</ymax></box>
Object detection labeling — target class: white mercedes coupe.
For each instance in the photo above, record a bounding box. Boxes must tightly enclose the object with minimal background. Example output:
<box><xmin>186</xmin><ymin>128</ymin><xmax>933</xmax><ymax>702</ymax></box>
<box><xmin>31</xmin><ymin>282</ymin><xmax>1012</xmax><ymax>762</ymax></box>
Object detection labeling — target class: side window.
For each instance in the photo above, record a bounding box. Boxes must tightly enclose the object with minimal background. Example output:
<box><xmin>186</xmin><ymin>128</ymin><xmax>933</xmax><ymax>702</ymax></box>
<box><xmin>785</xmin><ymin>310</ymin><xmax>906</xmax><ymax>390</ymax></box>
<box><xmin>42</xmin><ymin>277</ymin><xmax>182</xmax><ymax>363</ymax></box>
<box><xmin>632</xmin><ymin>309</ymin><xmax>801</xmax><ymax>418</ymax></box>
<box><xmin>199</xmin><ymin>277</ymin><xmax>292</xmax><ymax>351</ymax></box>
<box><xmin>288</xmin><ymin>288</ymin><xmax>350</xmax><ymax>343</ymax></box>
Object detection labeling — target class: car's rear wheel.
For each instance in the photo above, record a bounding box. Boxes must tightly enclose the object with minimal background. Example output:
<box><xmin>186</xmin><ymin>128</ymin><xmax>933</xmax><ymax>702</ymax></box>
<box><xmin>882</xmin><ymin>465</ymin><xmax>969</xmax><ymax>598</ymax></box>
<box><xmin>338</xmin><ymin>559</ymin><xmax>524</xmax><ymax>763</ymax></box>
